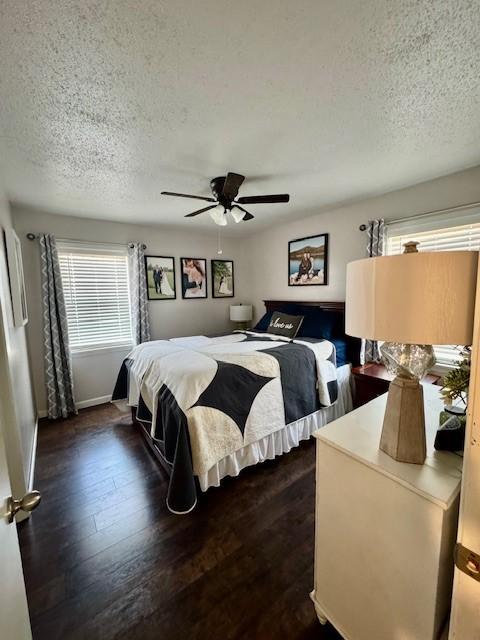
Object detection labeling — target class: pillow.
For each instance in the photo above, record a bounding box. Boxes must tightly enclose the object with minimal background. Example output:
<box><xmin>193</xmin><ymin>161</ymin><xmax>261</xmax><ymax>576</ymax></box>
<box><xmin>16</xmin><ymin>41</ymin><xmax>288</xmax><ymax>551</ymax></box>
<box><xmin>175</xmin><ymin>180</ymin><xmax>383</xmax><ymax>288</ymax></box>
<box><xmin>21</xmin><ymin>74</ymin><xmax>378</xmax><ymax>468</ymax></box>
<box><xmin>253</xmin><ymin>311</ymin><xmax>274</xmax><ymax>332</ymax></box>
<box><xmin>255</xmin><ymin>306</ymin><xmax>344</xmax><ymax>339</ymax></box>
<box><xmin>298</xmin><ymin>308</ymin><xmax>342</xmax><ymax>340</ymax></box>
<box><xmin>267</xmin><ymin>312</ymin><xmax>304</xmax><ymax>339</ymax></box>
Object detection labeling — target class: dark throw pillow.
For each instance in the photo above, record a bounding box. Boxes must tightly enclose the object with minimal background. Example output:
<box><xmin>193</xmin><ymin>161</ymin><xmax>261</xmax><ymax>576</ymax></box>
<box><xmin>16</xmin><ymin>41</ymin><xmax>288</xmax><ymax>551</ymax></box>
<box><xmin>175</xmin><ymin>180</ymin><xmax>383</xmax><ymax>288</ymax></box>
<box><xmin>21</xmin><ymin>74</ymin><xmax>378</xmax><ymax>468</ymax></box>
<box><xmin>253</xmin><ymin>311</ymin><xmax>274</xmax><ymax>332</ymax></box>
<box><xmin>266</xmin><ymin>312</ymin><xmax>304</xmax><ymax>339</ymax></box>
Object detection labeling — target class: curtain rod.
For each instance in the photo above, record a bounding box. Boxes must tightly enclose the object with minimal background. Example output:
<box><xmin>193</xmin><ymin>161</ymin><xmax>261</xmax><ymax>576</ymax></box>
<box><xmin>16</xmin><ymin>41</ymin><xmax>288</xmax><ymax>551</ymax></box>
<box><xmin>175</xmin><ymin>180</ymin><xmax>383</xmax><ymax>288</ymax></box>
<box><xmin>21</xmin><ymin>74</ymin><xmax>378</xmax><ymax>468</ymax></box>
<box><xmin>358</xmin><ymin>200</ymin><xmax>480</xmax><ymax>231</ymax></box>
<box><xmin>25</xmin><ymin>234</ymin><xmax>146</xmax><ymax>250</ymax></box>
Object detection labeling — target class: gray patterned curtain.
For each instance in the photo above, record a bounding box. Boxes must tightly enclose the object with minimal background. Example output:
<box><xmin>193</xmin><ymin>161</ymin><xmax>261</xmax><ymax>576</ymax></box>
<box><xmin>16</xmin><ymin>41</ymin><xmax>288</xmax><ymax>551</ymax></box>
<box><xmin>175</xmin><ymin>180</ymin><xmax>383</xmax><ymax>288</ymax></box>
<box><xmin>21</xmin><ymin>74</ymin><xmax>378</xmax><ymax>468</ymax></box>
<box><xmin>363</xmin><ymin>219</ymin><xmax>385</xmax><ymax>364</ymax></box>
<box><xmin>128</xmin><ymin>243</ymin><xmax>151</xmax><ymax>344</ymax></box>
<box><xmin>39</xmin><ymin>234</ymin><xmax>77</xmax><ymax>419</ymax></box>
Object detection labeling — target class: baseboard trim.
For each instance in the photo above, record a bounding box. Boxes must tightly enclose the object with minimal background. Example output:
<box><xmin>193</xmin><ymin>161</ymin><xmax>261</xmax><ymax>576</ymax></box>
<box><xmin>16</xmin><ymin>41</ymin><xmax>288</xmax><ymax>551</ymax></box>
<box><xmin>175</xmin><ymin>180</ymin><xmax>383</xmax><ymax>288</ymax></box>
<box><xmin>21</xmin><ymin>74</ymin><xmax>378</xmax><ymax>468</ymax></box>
<box><xmin>38</xmin><ymin>394</ymin><xmax>112</xmax><ymax>419</ymax></box>
<box><xmin>76</xmin><ymin>395</ymin><xmax>112</xmax><ymax>410</ymax></box>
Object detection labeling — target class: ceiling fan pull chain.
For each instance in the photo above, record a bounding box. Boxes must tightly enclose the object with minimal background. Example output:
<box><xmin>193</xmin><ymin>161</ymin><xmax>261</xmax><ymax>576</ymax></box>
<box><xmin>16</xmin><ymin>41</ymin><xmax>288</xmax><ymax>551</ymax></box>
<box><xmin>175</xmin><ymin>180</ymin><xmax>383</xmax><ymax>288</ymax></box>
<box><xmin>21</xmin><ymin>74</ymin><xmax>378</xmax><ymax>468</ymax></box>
<box><xmin>217</xmin><ymin>227</ymin><xmax>223</xmax><ymax>255</ymax></box>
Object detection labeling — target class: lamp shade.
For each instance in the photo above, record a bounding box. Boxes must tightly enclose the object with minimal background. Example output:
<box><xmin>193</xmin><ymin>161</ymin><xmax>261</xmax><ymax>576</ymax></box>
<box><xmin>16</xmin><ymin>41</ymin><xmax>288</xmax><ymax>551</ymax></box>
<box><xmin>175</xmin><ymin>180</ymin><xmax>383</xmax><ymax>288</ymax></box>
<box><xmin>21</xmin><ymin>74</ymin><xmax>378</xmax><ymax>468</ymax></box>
<box><xmin>230</xmin><ymin>304</ymin><xmax>252</xmax><ymax>322</ymax></box>
<box><xmin>209</xmin><ymin>205</ymin><xmax>227</xmax><ymax>226</ymax></box>
<box><xmin>230</xmin><ymin>209</ymin><xmax>245</xmax><ymax>223</ymax></box>
<box><xmin>346</xmin><ymin>251</ymin><xmax>478</xmax><ymax>344</ymax></box>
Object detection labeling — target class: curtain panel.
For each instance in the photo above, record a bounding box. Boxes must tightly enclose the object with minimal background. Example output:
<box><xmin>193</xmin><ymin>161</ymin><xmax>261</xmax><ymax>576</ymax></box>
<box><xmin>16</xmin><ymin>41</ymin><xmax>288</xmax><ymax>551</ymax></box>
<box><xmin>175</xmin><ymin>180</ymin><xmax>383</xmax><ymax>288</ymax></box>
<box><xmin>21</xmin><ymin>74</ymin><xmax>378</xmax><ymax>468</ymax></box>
<box><xmin>39</xmin><ymin>234</ymin><xmax>77</xmax><ymax>419</ymax></box>
<box><xmin>363</xmin><ymin>219</ymin><xmax>385</xmax><ymax>364</ymax></box>
<box><xmin>128</xmin><ymin>243</ymin><xmax>151</xmax><ymax>344</ymax></box>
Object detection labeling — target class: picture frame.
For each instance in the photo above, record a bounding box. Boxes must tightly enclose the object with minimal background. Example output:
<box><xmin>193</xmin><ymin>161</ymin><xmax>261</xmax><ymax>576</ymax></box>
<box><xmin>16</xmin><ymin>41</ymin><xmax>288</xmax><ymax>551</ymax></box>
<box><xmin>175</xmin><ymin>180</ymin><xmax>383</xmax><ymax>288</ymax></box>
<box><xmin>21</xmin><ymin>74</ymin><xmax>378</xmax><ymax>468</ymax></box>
<box><xmin>181</xmin><ymin>258</ymin><xmax>207</xmax><ymax>299</ymax></box>
<box><xmin>288</xmin><ymin>233</ymin><xmax>329</xmax><ymax>286</ymax></box>
<box><xmin>4</xmin><ymin>229</ymin><xmax>28</xmax><ymax>326</ymax></box>
<box><xmin>211</xmin><ymin>259</ymin><xmax>234</xmax><ymax>298</ymax></box>
<box><xmin>144</xmin><ymin>256</ymin><xmax>176</xmax><ymax>300</ymax></box>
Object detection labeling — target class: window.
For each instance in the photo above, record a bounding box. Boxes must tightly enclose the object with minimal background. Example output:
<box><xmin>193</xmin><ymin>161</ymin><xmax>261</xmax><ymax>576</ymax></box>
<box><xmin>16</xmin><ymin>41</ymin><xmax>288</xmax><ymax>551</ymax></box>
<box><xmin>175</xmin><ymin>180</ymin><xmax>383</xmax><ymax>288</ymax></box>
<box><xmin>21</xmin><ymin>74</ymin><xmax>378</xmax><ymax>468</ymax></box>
<box><xmin>386</xmin><ymin>207</ymin><xmax>480</xmax><ymax>368</ymax></box>
<box><xmin>58</xmin><ymin>241</ymin><xmax>133</xmax><ymax>352</ymax></box>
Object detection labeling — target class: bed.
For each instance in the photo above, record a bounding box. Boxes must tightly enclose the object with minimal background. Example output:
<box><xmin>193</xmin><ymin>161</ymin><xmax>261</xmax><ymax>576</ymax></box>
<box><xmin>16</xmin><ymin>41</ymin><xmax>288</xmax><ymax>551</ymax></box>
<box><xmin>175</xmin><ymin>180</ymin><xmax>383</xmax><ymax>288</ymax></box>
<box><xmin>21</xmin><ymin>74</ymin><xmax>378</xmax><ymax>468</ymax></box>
<box><xmin>112</xmin><ymin>300</ymin><xmax>361</xmax><ymax>513</ymax></box>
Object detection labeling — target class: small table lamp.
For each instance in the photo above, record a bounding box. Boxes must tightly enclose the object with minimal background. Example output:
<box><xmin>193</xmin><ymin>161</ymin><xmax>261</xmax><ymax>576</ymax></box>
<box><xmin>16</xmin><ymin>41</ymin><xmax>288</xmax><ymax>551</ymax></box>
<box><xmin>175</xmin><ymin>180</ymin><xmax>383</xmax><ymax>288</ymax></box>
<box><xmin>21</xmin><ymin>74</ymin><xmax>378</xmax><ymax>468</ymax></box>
<box><xmin>230</xmin><ymin>304</ymin><xmax>252</xmax><ymax>330</ymax></box>
<box><xmin>346</xmin><ymin>244</ymin><xmax>478</xmax><ymax>464</ymax></box>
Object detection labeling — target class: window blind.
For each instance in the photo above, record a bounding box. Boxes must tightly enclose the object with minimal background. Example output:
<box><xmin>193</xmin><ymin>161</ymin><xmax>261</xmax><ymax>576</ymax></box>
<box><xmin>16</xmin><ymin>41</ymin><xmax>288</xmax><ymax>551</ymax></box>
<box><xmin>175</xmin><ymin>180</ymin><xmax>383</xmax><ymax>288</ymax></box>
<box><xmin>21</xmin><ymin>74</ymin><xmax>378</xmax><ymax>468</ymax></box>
<box><xmin>386</xmin><ymin>209</ymin><xmax>480</xmax><ymax>367</ymax></box>
<box><xmin>57</xmin><ymin>241</ymin><xmax>133</xmax><ymax>351</ymax></box>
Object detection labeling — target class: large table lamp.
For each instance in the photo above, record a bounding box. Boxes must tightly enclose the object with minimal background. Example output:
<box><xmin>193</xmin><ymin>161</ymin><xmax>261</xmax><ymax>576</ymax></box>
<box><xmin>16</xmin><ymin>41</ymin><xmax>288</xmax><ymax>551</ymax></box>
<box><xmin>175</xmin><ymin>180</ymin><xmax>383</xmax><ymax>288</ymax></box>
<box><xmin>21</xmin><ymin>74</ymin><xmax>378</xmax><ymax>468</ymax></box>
<box><xmin>346</xmin><ymin>244</ymin><xmax>478</xmax><ymax>464</ymax></box>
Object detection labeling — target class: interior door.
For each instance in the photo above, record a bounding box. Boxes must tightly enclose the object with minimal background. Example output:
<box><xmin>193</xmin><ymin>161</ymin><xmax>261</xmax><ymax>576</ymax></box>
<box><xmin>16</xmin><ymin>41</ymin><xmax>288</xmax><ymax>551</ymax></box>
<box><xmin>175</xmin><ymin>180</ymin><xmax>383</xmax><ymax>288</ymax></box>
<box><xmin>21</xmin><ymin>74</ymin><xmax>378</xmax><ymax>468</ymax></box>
<box><xmin>449</xmin><ymin>260</ymin><xmax>480</xmax><ymax>639</ymax></box>
<box><xmin>0</xmin><ymin>307</ymin><xmax>32</xmax><ymax>639</ymax></box>
<box><xmin>0</xmin><ymin>420</ymin><xmax>31</xmax><ymax>639</ymax></box>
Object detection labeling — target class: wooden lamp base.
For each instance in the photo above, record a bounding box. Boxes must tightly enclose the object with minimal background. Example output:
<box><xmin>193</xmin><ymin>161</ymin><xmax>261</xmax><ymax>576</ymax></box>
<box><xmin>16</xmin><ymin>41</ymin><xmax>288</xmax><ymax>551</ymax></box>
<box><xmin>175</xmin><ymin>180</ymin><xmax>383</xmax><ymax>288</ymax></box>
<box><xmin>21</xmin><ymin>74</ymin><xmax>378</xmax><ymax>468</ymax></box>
<box><xmin>380</xmin><ymin>375</ymin><xmax>427</xmax><ymax>464</ymax></box>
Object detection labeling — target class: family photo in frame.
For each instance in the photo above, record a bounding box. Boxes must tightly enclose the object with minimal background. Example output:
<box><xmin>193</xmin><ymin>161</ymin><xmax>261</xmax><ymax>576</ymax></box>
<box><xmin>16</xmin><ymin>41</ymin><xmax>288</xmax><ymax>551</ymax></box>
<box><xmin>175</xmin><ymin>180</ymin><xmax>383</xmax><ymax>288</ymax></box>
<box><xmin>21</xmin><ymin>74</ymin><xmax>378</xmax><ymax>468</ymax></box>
<box><xmin>288</xmin><ymin>233</ymin><xmax>329</xmax><ymax>286</ymax></box>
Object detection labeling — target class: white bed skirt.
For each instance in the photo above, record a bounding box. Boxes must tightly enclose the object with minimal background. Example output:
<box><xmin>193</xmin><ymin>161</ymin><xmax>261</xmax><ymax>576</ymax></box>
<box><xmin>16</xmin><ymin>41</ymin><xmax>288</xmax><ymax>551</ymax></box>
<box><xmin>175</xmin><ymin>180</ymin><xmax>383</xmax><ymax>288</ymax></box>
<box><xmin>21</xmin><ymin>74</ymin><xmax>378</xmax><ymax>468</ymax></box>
<box><xmin>198</xmin><ymin>364</ymin><xmax>353</xmax><ymax>492</ymax></box>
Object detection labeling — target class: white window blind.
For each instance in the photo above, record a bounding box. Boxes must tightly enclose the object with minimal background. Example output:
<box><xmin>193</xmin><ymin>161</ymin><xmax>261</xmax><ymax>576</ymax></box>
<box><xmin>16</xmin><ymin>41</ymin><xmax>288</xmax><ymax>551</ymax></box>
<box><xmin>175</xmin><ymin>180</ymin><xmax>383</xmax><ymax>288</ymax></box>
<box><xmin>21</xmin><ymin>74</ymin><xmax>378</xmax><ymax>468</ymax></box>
<box><xmin>386</xmin><ymin>208</ymin><xmax>480</xmax><ymax>367</ymax></box>
<box><xmin>57</xmin><ymin>241</ymin><xmax>133</xmax><ymax>352</ymax></box>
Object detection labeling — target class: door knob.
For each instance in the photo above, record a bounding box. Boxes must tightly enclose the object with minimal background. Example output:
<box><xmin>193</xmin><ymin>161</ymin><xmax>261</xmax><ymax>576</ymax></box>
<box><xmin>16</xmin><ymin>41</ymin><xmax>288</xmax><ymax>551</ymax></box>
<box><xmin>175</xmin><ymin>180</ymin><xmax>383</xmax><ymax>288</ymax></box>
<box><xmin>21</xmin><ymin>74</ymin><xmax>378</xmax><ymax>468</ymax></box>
<box><xmin>6</xmin><ymin>490</ymin><xmax>42</xmax><ymax>523</ymax></box>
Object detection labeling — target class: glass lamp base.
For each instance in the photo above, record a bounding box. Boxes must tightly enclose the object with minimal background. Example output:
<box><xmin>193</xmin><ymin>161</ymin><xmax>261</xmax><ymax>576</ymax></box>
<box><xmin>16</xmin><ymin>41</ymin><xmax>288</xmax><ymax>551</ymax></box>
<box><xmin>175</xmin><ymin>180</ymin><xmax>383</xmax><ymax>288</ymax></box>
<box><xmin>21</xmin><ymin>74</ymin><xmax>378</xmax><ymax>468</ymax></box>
<box><xmin>379</xmin><ymin>342</ymin><xmax>433</xmax><ymax>465</ymax></box>
<box><xmin>380</xmin><ymin>342</ymin><xmax>435</xmax><ymax>380</ymax></box>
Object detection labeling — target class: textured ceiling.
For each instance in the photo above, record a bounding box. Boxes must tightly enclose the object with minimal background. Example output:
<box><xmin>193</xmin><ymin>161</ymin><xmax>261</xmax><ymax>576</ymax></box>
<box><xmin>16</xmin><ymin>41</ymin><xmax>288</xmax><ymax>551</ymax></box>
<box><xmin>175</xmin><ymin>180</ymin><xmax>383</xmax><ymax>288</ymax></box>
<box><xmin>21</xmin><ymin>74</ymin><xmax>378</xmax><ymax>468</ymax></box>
<box><xmin>0</xmin><ymin>0</ymin><xmax>479</xmax><ymax>234</ymax></box>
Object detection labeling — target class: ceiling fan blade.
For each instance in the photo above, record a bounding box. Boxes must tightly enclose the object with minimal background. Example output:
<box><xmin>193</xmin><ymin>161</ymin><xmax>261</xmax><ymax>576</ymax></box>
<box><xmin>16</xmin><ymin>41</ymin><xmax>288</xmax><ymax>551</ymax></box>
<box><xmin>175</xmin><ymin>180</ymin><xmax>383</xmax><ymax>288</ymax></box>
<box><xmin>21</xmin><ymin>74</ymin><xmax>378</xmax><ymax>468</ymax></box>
<box><xmin>236</xmin><ymin>194</ymin><xmax>290</xmax><ymax>205</ymax></box>
<box><xmin>161</xmin><ymin>191</ymin><xmax>216</xmax><ymax>202</ymax></box>
<box><xmin>222</xmin><ymin>173</ymin><xmax>245</xmax><ymax>200</ymax></box>
<box><xmin>232</xmin><ymin>204</ymin><xmax>255</xmax><ymax>221</ymax></box>
<box><xmin>184</xmin><ymin>204</ymin><xmax>218</xmax><ymax>218</ymax></box>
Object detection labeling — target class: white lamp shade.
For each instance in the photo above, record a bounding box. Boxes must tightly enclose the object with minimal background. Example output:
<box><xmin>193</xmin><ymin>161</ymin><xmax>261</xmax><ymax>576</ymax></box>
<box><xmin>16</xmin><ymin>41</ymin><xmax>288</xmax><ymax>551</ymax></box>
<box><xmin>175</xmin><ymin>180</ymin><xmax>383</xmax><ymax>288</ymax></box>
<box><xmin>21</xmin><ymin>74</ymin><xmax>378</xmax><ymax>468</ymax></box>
<box><xmin>230</xmin><ymin>209</ymin><xmax>245</xmax><ymax>223</ymax></box>
<box><xmin>209</xmin><ymin>205</ymin><xmax>227</xmax><ymax>226</ymax></box>
<box><xmin>346</xmin><ymin>251</ymin><xmax>478</xmax><ymax>344</ymax></box>
<box><xmin>230</xmin><ymin>304</ymin><xmax>252</xmax><ymax>322</ymax></box>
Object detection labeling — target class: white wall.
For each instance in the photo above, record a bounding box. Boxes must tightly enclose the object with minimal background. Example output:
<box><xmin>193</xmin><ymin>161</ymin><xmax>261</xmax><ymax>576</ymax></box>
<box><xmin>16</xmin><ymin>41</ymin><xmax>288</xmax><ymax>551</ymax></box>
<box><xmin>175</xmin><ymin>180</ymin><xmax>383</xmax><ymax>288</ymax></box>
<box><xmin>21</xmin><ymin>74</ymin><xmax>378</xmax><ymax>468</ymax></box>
<box><xmin>12</xmin><ymin>207</ymin><xmax>251</xmax><ymax>415</ymax></box>
<box><xmin>247</xmin><ymin>166</ymin><xmax>480</xmax><ymax>321</ymax></box>
<box><xmin>0</xmin><ymin>191</ymin><xmax>37</xmax><ymax>497</ymax></box>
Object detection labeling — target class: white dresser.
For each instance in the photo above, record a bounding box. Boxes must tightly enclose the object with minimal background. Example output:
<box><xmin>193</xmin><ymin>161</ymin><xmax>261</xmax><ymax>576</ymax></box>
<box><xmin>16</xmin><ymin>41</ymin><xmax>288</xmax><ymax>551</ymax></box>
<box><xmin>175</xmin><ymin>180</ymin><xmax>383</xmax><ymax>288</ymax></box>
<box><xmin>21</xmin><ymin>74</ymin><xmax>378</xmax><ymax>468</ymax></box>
<box><xmin>310</xmin><ymin>384</ymin><xmax>463</xmax><ymax>640</ymax></box>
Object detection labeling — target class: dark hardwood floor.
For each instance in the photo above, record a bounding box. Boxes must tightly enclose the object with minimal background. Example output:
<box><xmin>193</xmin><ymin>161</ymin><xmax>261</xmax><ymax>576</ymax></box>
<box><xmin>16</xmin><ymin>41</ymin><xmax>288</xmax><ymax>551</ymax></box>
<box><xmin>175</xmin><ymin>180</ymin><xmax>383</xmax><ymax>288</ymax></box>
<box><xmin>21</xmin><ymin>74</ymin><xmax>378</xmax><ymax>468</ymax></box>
<box><xmin>18</xmin><ymin>403</ymin><xmax>342</xmax><ymax>640</ymax></box>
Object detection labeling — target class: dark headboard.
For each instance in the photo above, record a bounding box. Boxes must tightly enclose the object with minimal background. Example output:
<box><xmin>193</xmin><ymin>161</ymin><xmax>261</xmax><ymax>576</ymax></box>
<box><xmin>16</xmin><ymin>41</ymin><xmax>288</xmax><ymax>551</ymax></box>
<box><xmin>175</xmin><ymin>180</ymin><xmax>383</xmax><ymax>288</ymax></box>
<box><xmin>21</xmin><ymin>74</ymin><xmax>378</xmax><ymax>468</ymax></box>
<box><xmin>264</xmin><ymin>300</ymin><xmax>345</xmax><ymax>313</ymax></box>
<box><xmin>263</xmin><ymin>300</ymin><xmax>361</xmax><ymax>366</ymax></box>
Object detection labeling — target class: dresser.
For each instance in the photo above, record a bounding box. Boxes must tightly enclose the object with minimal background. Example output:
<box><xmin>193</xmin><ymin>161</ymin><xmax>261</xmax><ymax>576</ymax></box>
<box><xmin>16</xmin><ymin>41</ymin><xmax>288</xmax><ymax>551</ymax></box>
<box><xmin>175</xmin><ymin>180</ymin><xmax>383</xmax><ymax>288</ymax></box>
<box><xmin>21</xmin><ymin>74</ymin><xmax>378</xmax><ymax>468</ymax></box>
<box><xmin>310</xmin><ymin>384</ymin><xmax>463</xmax><ymax>640</ymax></box>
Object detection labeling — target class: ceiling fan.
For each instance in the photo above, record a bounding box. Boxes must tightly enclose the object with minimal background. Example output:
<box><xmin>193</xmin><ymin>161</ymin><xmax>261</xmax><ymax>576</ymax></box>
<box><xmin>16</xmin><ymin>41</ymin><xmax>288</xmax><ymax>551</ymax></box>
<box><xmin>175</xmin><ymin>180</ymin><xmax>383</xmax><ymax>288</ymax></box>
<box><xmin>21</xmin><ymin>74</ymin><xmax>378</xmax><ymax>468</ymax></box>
<box><xmin>161</xmin><ymin>173</ymin><xmax>290</xmax><ymax>225</ymax></box>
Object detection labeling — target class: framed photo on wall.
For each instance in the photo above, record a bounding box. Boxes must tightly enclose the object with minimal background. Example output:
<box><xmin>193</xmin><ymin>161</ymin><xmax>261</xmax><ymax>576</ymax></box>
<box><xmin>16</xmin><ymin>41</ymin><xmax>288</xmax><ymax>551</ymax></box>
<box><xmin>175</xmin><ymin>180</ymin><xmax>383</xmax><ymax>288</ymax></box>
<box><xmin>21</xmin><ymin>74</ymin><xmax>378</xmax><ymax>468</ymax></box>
<box><xmin>144</xmin><ymin>256</ymin><xmax>176</xmax><ymax>300</ymax></box>
<box><xmin>181</xmin><ymin>258</ymin><xmax>207</xmax><ymax>298</ymax></box>
<box><xmin>212</xmin><ymin>259</ymin><xmax>234</xmax><ymax>298</ymax></box>
<box><xmin>288</xmin><ymin>233</ymin><xmax>329</xmax><ymax>286</ymax></box>
<box><xmin>4</xmin><ymin>229</ymin><xmax>28</xmax><ymax>326</ymax></box>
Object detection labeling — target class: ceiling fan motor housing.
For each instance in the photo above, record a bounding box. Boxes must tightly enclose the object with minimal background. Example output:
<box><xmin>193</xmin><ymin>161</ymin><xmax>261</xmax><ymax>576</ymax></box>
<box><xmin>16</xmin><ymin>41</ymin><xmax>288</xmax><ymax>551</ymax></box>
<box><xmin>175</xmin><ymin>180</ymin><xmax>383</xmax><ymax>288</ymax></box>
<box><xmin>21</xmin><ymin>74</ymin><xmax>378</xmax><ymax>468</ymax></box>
<box><xmin>210</xmin><ymin>176</ymin><xmax>230</xmax><ymax>208</ymax></box>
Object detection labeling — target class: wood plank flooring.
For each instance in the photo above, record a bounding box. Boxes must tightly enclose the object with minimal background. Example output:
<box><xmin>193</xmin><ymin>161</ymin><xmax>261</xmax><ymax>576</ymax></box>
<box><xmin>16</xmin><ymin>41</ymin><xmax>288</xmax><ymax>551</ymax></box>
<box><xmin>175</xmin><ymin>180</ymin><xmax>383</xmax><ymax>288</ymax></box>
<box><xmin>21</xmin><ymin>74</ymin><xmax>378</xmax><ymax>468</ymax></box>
<box><xmin>18</xmin><ymin>403</ymin><xmax>342</xmax><ymax>640</ymax></box>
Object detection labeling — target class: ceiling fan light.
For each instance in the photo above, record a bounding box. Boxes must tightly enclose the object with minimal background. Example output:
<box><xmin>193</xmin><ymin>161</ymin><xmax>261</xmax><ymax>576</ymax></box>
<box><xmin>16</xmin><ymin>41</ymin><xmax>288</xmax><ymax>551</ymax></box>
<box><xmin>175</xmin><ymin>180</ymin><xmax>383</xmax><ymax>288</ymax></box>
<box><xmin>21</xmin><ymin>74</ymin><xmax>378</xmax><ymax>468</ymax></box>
<box><xmin>231</xmin><ymin>209</ymin><xmax>245</xmax><ymax>223</ymax></box>
<box><xmin>209</xmin><ymin>205</ymin><xmax>227</xmax><ymax>226</ymax></box>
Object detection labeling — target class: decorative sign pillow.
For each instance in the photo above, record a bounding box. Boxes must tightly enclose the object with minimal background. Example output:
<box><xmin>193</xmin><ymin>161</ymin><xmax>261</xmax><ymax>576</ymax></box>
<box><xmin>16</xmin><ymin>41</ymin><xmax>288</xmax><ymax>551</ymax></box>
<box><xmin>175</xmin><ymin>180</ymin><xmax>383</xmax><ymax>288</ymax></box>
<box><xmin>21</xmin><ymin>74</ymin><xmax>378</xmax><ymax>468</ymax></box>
<box><xmin>267</xmin><ymin>312</ymin><xmax>304</xmax><ymax>339</ymax></box>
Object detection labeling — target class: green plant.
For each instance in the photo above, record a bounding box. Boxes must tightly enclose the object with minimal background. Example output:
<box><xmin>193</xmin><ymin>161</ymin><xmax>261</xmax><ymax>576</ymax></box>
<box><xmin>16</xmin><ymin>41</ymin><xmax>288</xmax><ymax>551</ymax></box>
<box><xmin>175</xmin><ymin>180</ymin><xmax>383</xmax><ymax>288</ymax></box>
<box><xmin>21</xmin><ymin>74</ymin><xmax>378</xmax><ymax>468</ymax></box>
<box><xmin>440</xmin><ymin>347</ymin><xmax>471</xmax><ymax>406</ymax></box>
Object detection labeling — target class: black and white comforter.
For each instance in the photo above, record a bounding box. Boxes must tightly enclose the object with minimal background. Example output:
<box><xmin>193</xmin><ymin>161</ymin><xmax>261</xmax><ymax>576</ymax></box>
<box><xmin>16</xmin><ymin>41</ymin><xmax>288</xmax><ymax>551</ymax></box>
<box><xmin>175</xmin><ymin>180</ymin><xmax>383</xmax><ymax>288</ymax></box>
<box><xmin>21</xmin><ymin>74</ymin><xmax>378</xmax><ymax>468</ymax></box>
<box><xmin>112</xmin><ymin>331</ymin><xmax>337</xmax><ymax>513</ymax></box>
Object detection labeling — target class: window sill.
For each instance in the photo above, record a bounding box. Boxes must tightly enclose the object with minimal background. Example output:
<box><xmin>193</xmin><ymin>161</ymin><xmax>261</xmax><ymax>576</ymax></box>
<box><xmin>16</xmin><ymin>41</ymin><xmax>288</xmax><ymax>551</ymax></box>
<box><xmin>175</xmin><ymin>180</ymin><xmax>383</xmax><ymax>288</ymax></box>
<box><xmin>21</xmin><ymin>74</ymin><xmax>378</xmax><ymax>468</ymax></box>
<box><xmin>71</xmin><ymin>343</ymin><xmax>133</xmax><ymax>358</ymax></box>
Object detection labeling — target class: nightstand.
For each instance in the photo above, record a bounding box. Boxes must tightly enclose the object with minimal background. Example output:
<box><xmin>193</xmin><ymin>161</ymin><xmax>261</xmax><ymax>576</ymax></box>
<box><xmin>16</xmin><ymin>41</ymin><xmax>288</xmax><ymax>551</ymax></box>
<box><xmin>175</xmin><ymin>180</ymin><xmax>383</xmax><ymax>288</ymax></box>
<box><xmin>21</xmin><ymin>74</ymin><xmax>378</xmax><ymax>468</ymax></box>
<box><xmin>310</xmin><ymin>384</ymin><xmax>462</xmax><ymax>640</ymax></box>
<box><xmin>352</xmin><ymin>362</ymin><xmax>441</xmax><ymax>409</ymax></box>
